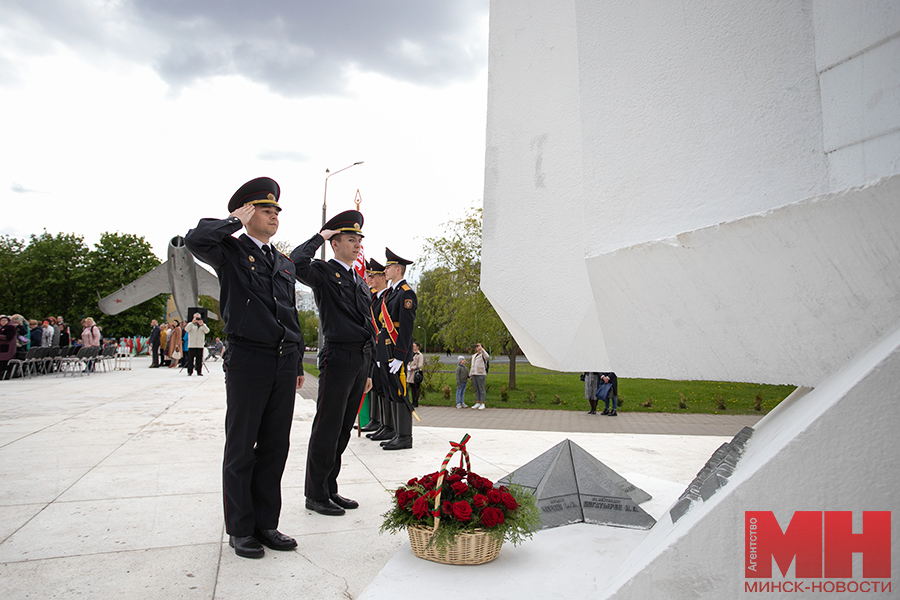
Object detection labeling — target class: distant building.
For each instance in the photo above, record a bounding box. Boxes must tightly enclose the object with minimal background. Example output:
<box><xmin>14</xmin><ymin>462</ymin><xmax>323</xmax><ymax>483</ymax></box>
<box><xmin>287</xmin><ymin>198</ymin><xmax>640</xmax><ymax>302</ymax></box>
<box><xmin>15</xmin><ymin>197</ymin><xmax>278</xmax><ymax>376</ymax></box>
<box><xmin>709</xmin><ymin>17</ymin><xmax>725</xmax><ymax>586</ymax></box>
<box><xmin>295</xmin><ymin>287</ymin><xmax>316</xmax><ymax>312</ymax></box>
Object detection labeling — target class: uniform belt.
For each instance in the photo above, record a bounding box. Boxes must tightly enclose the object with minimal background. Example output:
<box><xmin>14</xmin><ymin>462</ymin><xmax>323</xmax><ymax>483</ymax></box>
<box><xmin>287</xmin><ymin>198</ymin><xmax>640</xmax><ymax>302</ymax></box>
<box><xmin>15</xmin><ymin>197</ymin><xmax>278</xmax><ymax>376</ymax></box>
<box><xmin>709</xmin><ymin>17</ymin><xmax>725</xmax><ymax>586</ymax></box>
<box><xmin>325</xmin><ymin>339</ymin><xmax>373</xmax><ymax>351</ymax></box>
<box><xmin>227</xmin><ymin>334</ymin><xmax>301</xmax><ymax>355</ymax></box>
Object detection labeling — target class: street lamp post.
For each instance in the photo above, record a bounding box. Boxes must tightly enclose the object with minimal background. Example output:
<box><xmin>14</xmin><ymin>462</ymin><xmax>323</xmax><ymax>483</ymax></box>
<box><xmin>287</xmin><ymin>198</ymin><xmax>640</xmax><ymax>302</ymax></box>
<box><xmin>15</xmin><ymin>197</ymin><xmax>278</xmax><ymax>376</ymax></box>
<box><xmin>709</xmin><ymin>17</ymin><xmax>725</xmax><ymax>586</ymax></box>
<box><xmin>417</xmin><ymin>325</ymin><xmax>428</xmax><ymax>354</ymax></box>
<box><xmin>321</xmin><ymin>161</ymin><xmax>364</xmax><ymax>260</ymax></box>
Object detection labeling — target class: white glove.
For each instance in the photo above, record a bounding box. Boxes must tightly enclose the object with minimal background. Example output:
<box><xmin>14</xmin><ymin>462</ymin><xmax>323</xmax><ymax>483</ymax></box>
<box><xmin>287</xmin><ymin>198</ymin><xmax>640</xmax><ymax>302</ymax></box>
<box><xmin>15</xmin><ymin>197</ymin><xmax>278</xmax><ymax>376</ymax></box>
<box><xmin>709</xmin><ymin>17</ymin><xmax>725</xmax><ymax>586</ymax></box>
<box><xmin>389</xmin><ymin>358</ymin><xmax>402</xmax><ymax>374</ymax></box>
<box><xmin>376</xmin><ymin>361</ymin><xmax>381</xmax><ymax>368</ymax></box>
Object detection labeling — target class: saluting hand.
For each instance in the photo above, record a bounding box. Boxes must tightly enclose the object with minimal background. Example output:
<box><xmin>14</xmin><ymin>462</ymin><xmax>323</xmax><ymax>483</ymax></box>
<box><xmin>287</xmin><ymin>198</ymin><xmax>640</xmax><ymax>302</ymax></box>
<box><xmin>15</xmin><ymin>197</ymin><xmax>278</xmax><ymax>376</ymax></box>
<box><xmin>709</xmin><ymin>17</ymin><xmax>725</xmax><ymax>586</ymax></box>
<box><xmin>230</xmin><ymin>204</ymin><xmax>255</xmax><ymax>226</ymax></box>
<box><xmin>319</xmin><ymin>229</ymin><xmax>340</xmax><ymax>240</ymax></box>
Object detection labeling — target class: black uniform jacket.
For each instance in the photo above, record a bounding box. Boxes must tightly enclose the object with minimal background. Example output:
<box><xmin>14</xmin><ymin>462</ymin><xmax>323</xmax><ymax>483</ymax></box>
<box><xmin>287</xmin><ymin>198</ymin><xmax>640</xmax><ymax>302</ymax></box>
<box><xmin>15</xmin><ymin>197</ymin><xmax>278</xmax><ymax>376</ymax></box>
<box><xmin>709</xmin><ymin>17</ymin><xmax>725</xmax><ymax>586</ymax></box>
<box><xmin>184</xmin><ymin>217</ymin><xmax>304</xmax><ymax>368</ymax></box>
<box><xmin>291</xmin><ymin>233</ymin><xmax>376</xmax><ymax>346</ymax></box>
<box><xmin>377</xmin><ymin>279</ymin><xmax>417</xmax><ymax>362</ymax></box>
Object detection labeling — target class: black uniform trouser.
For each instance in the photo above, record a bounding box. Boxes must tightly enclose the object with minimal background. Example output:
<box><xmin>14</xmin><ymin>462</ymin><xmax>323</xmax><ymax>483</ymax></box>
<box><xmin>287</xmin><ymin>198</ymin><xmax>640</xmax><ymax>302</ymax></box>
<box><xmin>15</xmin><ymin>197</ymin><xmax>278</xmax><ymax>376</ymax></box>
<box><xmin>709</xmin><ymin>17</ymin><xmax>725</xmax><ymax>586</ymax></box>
<box><xmin>305</xmin><ymin>341</ymin><xmax>372</xmax><ymax>501</ymax></box>
<box><xmin>187</xmin><ymin>347</ymin><xmax>203</xmax><ymax>374</ymax></box>
<box><xmin>382</xmin><ymin>361</ymin><xmax>412</xmax><ymax>437</ymax></box>
<box><xmin>150</xmin><ymin>343</ymin><xmax>160</xmax><ymax>367</ymax></box>
<box><xmin>223</xmin><ymin>344</ymin><xmax>298</xmax><ymax>536</ymax></box>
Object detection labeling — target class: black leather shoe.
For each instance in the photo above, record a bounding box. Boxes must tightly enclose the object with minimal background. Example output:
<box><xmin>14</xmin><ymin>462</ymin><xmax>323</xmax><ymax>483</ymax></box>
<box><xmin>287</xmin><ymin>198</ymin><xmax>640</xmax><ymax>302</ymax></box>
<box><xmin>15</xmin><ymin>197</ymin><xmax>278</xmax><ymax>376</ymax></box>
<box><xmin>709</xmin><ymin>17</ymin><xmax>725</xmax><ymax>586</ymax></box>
<box><xmin>369</xmin><ymin>427</ymin><xmax>395</xmax><ymax>441</ymax></box>
<box><xmin>609</xmin><ymin>411</ymin><xmax>618</xmax><ymax>416</ymax></box>
<box><xmin>360</xmin><ymin>421</ymin><xmax>381</xmax><ymax>432</ymax></box>
<box><xmin>600</xmin><ymin>409</ymin><xmax>610</xmax><ymax>415</ymax></box>
<box><xmin>229</xmin><ymin>535</ymin><xmax>264</xmax><ymax>559</ymax></box>
<box><xmin>365</xmin><ymin>426</ymin><xmax>385</xmax><ymax>439</ymax></box>
<box><xmin>330</xmin><ymin>493</ymin><xmax>359</xmax><ymax>509</ymax></box>
<box><xmin>254</xmin><ymin>529</ymin><xmax>297</xmax><ymax>551</ymax></box>
<box><xmin>382</xmin><ymin>437</ymin><xmax>413</xmax><ymax>450</ymax></box>
<box><xmin>305</xmin><ymin>497</ymin><xmax>345</xmax><ymax>516</ymax></box>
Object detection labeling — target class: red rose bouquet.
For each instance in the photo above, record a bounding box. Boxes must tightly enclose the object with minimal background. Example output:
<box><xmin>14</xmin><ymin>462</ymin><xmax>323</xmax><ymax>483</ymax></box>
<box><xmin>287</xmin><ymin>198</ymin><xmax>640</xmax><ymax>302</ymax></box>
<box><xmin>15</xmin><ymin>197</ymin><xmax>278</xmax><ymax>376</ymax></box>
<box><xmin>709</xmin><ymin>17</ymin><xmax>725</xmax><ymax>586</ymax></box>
<box><xmin>380</xmin><ymin>434</ymin><xmax>540</xmax><ymax>556</ymax></box>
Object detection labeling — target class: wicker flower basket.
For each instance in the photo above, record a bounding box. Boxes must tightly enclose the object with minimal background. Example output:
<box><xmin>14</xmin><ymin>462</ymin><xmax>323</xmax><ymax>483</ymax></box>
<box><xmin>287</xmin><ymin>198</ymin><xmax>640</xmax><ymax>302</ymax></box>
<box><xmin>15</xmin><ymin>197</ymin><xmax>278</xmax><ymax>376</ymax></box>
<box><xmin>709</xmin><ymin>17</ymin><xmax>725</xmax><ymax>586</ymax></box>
<box><xmin>408</xmin><ymin>524</ymin><xmax>503</xmax><ymax>565</ymax></box>
<box><xmin>406</xmin><ymin>435</ymin><xmax>504</xmax><ymax>565</ymax></box>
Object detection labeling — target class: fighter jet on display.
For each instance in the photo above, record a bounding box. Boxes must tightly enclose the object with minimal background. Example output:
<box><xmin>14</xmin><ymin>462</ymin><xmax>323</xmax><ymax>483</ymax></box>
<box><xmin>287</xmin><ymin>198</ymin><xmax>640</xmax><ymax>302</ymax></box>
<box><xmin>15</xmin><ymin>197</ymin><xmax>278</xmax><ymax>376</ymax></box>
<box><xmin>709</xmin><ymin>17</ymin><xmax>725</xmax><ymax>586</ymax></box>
<box><xmin>98</xmin><ymin>235</ymin><xmax>220</xmax><ymax>321</ymax></box>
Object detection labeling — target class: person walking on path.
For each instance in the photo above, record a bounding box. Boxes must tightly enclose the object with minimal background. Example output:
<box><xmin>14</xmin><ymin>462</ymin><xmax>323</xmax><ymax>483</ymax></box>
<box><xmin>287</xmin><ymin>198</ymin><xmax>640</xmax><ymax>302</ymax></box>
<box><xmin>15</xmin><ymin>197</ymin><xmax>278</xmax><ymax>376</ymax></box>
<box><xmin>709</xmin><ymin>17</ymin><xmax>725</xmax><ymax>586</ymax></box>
<box><xmin>470</xmin><ymin>342</ymin><xmax>490</xmax><ymax>410</ymax></box>
<box><xmin>406</xmin><ymin>342</ymin><xmax>424</xmax><ymax>407</ymax></box>
<box><xmin>455</xmin><ymin>356</ymin><xmax>469</xmax><ymax>409</ymax></box>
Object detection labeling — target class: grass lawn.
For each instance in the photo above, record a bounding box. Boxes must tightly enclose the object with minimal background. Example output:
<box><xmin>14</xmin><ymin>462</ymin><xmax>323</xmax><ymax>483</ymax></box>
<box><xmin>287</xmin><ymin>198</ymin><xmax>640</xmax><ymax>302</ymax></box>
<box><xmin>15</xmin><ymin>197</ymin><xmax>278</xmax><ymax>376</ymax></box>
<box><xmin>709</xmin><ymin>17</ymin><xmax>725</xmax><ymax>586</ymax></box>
<box><xmin>418</xmin><ymin>363</ymin><xmax>795</xmax><ymax>415</ymax></box>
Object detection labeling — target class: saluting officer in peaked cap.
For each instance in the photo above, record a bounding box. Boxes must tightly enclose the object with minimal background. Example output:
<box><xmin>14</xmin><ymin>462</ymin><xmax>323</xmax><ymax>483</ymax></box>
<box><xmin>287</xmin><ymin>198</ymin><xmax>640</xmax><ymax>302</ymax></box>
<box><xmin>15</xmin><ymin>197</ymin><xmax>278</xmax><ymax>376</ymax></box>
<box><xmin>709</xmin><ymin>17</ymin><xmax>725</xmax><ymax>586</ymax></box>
<box><xmin>227</xmin><ymin>177</ymin><xmax>282</xmax><ymax>213</ymax></box>
<box><xmin>322</xmin><ymin>209</ymin><xmax>364</xmax><ymax>237</ymax></box>
<box><xmin>184</xmin><ymin>176</ymin><xmax>305</xmax><ymax>559</ymax></box>
<box><xmin>290</xmin><ymin>208</ymin><xmax>376</xmax><ymax>516</ymax></box>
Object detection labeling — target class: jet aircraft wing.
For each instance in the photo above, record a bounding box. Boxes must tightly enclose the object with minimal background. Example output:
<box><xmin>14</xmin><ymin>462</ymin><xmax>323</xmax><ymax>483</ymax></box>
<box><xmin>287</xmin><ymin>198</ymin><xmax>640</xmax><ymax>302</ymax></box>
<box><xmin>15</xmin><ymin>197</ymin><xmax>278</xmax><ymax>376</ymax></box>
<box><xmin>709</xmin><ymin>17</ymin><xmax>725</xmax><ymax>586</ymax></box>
<box><xmin>98</xmin><ymin>262</ymin><xmax>171</xmax><ymax>315</ymax></box>
<box><xmin>196</xmin><ymin>265</ymin><xmax>220</xmax><ymax>300</ymax></box>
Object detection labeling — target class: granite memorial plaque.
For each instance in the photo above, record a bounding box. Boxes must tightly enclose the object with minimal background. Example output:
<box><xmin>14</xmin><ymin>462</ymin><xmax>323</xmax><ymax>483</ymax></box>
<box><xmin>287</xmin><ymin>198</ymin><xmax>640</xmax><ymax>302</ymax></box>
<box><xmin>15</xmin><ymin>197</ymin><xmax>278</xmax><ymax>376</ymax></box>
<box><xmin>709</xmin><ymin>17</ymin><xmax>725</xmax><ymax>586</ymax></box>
<box><xmin>498</xmin><ymin>439</ymin><xmax>656</xmax><ymax>530</ymax></box>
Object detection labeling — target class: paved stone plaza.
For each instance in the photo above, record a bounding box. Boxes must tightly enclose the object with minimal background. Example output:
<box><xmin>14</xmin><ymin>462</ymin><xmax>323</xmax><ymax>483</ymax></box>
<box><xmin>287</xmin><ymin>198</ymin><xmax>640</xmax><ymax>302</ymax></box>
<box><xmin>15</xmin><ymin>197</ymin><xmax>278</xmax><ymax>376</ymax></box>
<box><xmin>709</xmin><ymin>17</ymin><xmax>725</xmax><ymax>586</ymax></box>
<box><xmin>0</xmin><ymin>356</ymin><xmax>758</xmax><ymax>599</ymax></box>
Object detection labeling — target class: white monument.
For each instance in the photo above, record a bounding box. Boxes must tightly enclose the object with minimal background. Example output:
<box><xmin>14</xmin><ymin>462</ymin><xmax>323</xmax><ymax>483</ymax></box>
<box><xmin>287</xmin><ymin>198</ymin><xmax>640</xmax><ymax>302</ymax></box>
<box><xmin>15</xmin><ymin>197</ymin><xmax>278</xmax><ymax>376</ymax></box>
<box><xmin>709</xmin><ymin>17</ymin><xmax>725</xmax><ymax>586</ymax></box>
<box><xmin>483</xmin><ymin>0</ymin><xmax>900</xmax><ymax>596</ymax></box>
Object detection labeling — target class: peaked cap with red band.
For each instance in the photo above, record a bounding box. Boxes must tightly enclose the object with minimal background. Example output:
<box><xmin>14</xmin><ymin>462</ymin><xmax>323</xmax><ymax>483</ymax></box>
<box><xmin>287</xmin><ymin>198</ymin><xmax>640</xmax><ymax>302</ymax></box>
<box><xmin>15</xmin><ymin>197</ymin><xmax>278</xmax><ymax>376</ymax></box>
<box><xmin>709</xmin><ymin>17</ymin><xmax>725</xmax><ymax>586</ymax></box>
<box><xmin>385</xmin><ymin>247</ymin><xmax>413</xmax><ymax>266</ymax></box>
<box><xmin>228</xmin><ymin>177</ymin><xmax>281</xmax><ymax>213</ymax></box>
<box><xmin>322</xmin><ymin>209</ymin><xmax>364</xmax><ymax>238</ymax></box>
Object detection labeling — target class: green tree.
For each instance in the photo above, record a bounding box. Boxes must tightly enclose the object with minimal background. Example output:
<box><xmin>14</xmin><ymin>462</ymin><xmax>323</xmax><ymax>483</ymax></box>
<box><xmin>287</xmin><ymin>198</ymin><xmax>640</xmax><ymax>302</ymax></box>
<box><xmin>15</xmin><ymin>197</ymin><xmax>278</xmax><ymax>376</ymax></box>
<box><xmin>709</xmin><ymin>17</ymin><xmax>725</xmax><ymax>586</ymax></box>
<box><xmin>17</xmin><ymin>232</ymin><xmax>92</xmax><ymax>323</ymax></box>
<box><xmin>422</xmin><ymin>207</ymin><xmax>522</xmax><ymax>388</ymax></box>
<box><xmin>0</xmin><ymin>235</ymin><xmax>26</xmax><ymax>313</ymax></box>
<box><xmin>87</xmin><ymin>232</ymin><xmax>165</xmax><ymax>338</ymax></box>
<box><xmin>414</xmin><ymin>267</ymin><xmax>448</xmax><ymax>353</ymax></box>
<box><xmin>298</xmin><ymin>309</ymin><xmax>319</xmax><ymax>347</ymax></box>
<box><xmin>198</xmin><ymin>295</ymin><xmax>225</xmax><ymax>342</ymax></box>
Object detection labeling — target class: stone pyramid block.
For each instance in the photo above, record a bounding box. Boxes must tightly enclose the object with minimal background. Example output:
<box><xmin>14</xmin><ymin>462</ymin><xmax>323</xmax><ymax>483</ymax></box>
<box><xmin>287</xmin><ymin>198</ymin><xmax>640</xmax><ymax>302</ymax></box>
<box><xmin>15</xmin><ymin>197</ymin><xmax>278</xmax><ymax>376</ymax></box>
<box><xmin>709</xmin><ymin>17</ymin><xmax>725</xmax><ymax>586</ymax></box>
<box><xmin>498</xmin><ymin>439</ymin><xmax>656</xmax><ymax>530</ymax></box>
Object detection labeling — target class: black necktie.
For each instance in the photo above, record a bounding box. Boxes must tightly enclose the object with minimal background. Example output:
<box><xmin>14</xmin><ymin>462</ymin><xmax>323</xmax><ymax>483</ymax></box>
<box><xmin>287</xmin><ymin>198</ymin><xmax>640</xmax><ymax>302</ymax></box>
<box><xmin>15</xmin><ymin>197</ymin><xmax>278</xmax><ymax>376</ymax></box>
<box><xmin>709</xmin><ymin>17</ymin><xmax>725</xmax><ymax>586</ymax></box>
<box><xmin>262</xmin><ymin>245</ymin><xmax>272</xmax><ymax>262</ymax></box>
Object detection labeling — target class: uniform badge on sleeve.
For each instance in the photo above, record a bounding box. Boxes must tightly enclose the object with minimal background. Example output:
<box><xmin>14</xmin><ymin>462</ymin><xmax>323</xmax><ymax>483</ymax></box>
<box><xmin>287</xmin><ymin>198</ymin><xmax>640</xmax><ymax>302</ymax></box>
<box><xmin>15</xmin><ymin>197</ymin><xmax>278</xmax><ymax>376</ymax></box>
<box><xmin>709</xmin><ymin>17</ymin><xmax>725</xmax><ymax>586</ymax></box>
<box><xmin>404</xmin><ymin>299</ymin><xmax>413</xmax><ymax>309</ymax></box>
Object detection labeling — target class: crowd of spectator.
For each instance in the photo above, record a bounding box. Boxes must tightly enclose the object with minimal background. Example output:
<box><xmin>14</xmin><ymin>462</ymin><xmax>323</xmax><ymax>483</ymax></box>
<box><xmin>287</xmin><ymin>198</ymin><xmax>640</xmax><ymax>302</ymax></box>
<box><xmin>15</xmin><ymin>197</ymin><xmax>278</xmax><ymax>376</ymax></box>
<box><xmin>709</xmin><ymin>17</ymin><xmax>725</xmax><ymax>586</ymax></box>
<box><xmin>0</xmin><ymin>314</ymin><xmax>117</xmax><ymax>378</ymax></box>
<box><xmin>0</xmin><ymin>312</ymin><xmax>222</xmax><ymax>380</ymax></box>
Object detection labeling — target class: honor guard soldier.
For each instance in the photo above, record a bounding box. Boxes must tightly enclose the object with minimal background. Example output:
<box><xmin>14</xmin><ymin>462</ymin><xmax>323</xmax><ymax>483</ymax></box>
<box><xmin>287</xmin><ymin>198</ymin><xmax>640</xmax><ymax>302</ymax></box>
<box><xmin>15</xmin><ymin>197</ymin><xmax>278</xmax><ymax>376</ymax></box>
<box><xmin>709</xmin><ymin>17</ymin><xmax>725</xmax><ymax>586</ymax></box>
<box><xmin>378</xmin><ymin>248</ymin><xmax>418</xmax><ymax>450</ymax></box>
<box><xmin>184</xmin><ymin>177</ymin><xmax>305</xmax><ymax>559</ymax></box>
<box><xmin>290</xmin><ymin>210</ymin><xmax>376</xmax><ymax>516</ymax></box>
<box><xmin>360</xmin><ymin>259</ymin><xmax>388</xmax><ymax>435</ymax></box>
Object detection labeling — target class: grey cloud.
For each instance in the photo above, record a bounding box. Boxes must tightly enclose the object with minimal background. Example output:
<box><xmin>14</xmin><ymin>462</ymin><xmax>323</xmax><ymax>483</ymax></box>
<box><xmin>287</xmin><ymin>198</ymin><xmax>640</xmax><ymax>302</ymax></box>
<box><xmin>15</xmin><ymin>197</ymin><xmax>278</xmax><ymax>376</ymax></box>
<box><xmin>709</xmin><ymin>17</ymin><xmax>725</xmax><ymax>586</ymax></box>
<box><xmin>1</xmin><ymin>0</ymin><xmax>488</xmax><ymax>97</ymax></box>
<box><xmin>257</xmin><ymin>150</ymin><xmax>309</xmax><ymax>162</ymax></box>
<box><xmin>10</xmin><ymin>182</ymin><xmax>40</xmax><ymax>193</ymax></box>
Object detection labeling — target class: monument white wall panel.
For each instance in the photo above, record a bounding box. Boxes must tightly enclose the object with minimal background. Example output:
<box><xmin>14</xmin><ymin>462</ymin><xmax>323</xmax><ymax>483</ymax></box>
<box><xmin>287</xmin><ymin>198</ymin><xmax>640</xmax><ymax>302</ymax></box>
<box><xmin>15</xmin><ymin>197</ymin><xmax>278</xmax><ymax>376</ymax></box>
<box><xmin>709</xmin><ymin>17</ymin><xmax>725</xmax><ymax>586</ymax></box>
<box><xmin>483</xmin><ymin>0</ymin><xmax>609</xmax><ymax>369</ymax></box>
<box><xmin>484</xmin><ymin>0</ymin><xmax>900</xmax><ymax>380</ymax></box>
<box><xmin>601</xmin><ymin>320</ymin><xmax>900</xmax><ymax>599</ymax></box>
<box><xmin>576</xmin><ymin>0</ymin><xmax>827</xmax><ymax>258</ymax></box>
<box><xmin>585</xmin><ymin>175</ymin><xmax>900</xmax><ymax>386</ymax></box>
<box><xmin>826</xmin><ymin>129</ymin><xmax>900</xmax><ymax>190</ymax></box>
<box><xmin>812</xmin><ymin>0</ymin><xmax>900</xmax><ymax>71</ymax></box>
<box><xmin>819</xmin><ymin>35</ymin><xmax>900</xmax><ymax>153</ymax></box>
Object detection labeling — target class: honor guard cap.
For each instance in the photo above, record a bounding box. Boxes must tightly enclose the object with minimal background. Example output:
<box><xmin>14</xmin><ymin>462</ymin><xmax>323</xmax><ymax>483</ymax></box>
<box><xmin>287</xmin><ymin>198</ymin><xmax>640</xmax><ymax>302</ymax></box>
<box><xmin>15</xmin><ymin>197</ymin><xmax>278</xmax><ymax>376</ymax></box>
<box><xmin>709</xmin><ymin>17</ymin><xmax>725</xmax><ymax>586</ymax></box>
<box><xmin>228</xmin><ymin>177</ymin><xmax>281</xmax><ymax>213</ymax></box>
<box><xmin>385</xmin><ymin>247</ymin><xmax>413</xmax><ymax>266</ymax></box>
<box><xmin>366</xmin><ymin>258</ymin><xmax>385</xmax><ymax>274</ymax></box>
<box><xmin>322</xmin><ymin>209</ymin><xmax>364</xmax><ymax>237</ymax></box>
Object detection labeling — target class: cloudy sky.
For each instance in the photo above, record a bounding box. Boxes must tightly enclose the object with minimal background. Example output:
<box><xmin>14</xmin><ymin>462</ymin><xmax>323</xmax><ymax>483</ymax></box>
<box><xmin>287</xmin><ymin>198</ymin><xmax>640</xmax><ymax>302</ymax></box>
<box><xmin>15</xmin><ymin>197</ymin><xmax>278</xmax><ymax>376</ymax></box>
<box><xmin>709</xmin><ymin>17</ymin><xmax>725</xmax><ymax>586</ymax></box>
<box><xmin>0</xmin><ymin>0</ymin><xmax>489</xmax><ymax>277</ymax></box>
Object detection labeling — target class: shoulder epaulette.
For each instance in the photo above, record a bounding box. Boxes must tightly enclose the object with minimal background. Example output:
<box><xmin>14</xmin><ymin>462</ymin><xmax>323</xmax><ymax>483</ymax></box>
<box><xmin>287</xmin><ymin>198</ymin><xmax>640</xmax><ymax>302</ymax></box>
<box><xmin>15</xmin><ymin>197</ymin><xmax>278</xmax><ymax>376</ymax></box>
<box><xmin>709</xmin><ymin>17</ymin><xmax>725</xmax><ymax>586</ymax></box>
<box><xmin>401</xmin><ymin>284</ymin><xmax>411</xmax><ymax>291</ymax></box>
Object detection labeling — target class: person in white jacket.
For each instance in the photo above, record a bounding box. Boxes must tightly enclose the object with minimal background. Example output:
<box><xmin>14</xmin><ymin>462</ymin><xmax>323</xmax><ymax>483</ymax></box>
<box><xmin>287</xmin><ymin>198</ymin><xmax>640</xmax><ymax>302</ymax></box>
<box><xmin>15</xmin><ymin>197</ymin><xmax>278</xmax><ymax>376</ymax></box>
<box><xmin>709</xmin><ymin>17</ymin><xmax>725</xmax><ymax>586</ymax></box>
<box><xmin>184</xmin><ymin>313</ymin><xmax>210</xmax><ymax>376</ymax></box>
<box><xmin>469</xmin><ymin>343</ymin><xmax>490</xmax><ymax>410</ymax></box>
